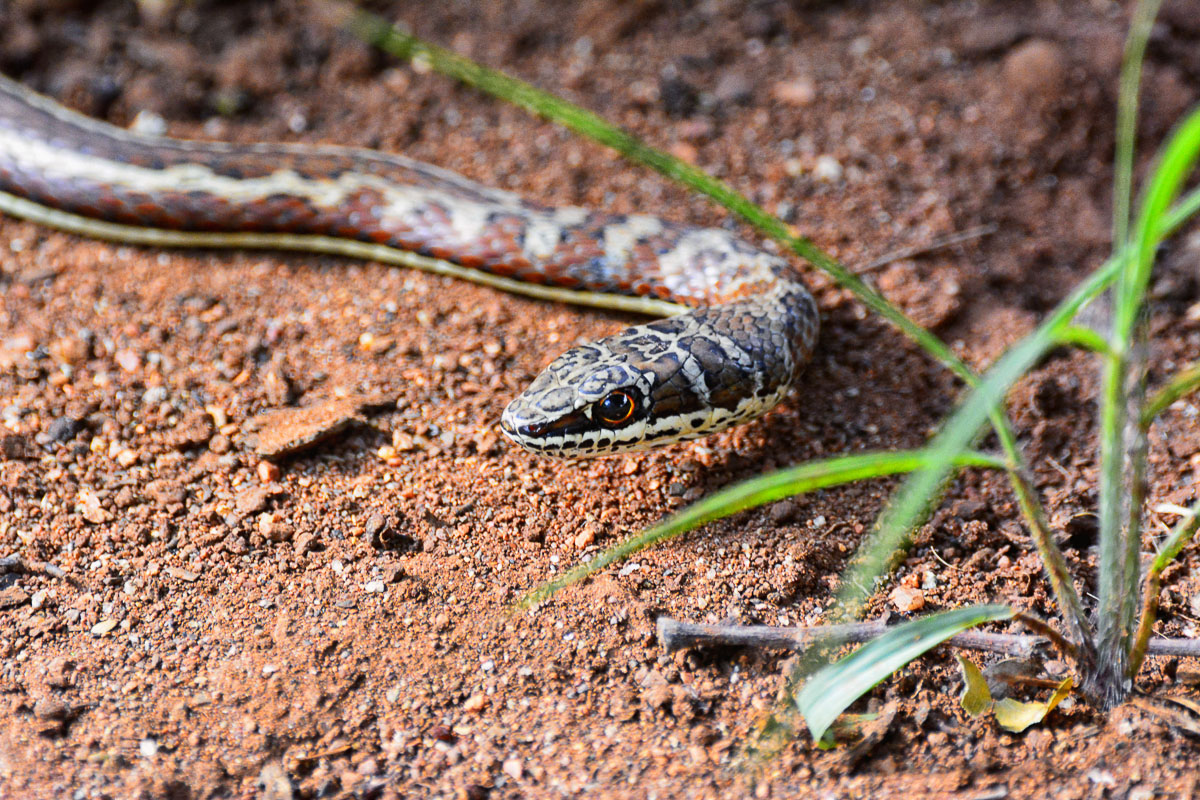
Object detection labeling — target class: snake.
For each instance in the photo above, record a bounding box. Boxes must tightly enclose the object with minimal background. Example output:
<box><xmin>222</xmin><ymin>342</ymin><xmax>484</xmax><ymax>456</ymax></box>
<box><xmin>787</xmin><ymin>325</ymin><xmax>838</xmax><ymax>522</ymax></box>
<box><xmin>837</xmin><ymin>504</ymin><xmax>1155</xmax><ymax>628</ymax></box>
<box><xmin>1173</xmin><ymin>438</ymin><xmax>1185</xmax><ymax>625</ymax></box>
<box><xmin>0</xmin><ymin>73</ymin><xmax>818</xmax><ymax>457</ymax></box>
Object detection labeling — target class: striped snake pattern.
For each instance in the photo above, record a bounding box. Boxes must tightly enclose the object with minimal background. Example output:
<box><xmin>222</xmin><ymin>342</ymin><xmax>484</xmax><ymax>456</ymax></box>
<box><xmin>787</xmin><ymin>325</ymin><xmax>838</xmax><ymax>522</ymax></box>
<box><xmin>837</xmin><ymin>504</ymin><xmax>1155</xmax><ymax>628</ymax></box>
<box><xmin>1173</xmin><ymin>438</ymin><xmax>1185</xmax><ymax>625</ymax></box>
<box><xmin>0</xmin><ymin>74</ymin><xmax>817</xmax><ymax>457</ymax></box>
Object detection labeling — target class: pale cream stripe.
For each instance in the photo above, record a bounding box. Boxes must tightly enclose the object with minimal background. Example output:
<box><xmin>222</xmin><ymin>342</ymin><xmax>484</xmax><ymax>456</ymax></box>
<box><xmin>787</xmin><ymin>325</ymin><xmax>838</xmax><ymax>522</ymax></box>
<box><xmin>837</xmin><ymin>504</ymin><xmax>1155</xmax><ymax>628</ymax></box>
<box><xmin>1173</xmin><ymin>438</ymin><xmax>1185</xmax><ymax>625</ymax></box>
<box><xmin>0</xmin><ymin>189</ymin><xmax>688</xmax><ymax>317</ymax></box>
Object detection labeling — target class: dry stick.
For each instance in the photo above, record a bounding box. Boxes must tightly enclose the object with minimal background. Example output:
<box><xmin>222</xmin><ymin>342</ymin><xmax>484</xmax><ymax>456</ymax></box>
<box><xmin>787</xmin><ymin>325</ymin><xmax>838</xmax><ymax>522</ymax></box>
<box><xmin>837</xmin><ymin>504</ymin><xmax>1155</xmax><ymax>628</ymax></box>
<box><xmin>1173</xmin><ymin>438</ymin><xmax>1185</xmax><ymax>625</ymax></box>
<box><xmin>1012</xmin><ymin>609</ymin><xmax>1078</xmax><ymax>661</ymax></box>
<box><xmin>0</xmin><ymin>554</ymin><xmax>68</xmax><ymax>580</ymax></box>
<box><xmin>657</xmin><ymin>617</ymin><xmax>1200</xmax><ymax>660</ymax></box>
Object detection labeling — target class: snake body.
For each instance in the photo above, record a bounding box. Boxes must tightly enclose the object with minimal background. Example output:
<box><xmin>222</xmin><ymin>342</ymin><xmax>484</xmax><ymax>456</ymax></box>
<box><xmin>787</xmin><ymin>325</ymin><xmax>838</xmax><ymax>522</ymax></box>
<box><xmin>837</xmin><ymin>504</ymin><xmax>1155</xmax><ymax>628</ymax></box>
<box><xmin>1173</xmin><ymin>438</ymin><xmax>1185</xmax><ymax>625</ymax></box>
<box><xmin>0</xmin><ymin>74</ymin><xmax>817</xmax><ymax>457</ymax></box>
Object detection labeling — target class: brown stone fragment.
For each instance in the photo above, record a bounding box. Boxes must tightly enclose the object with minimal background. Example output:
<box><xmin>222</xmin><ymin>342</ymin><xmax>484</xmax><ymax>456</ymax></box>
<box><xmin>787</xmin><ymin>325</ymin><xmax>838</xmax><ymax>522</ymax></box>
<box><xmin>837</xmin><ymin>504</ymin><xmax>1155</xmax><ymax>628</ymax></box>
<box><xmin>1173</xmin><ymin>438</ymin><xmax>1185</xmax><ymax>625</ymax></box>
<box><xmin>0</xmin><ymin>584</ymin><xmax>30</xmax><ymax>608</ymax></box>
<box><xmin>247</xmin><ymin>395</ymin><xmax>393</xmax><ymax>459</ymax></box>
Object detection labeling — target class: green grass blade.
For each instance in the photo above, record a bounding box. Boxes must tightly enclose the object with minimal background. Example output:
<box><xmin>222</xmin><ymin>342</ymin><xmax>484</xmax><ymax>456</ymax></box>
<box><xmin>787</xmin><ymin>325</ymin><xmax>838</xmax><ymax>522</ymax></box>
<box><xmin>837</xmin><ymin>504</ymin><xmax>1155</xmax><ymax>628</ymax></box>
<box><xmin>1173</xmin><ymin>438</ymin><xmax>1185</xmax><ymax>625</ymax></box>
<box><xmin>1129</xmin><ymin>500</ymin><xmax>1200</xmax><ymax>677</ymax></box>
<box><xmin>1055</xmin><ymin>325</ymin><xmax>1112</xmax><ymax>355</ymax></box>
<box><xmin>796</xmin><ymin>605</ymin><xmax>1014</xmax><ymax>742</ymax></box>
<box><xmin>515</xmin><ymin>449</ymin><xmax>1005</xmax><ymax>609</ymax></box>
<box><xmin>1112</xmin><ymin>0</ymin><xmax>1164</xmax><ymax>251</ymax></box>
<box><xmin>1142</xmin><ymin>360</ymin><xmax>1200</xmax><ymax>427</ymax></box>
<box><xmin>1098</xmin><ymin>105</ymin><xmax>1200</xmax><ymax>677</ymax></box>
<box><xmin>840</xmin><ymin>148</ymin><xmax>1200</xmax><ymax>677</ymax></box>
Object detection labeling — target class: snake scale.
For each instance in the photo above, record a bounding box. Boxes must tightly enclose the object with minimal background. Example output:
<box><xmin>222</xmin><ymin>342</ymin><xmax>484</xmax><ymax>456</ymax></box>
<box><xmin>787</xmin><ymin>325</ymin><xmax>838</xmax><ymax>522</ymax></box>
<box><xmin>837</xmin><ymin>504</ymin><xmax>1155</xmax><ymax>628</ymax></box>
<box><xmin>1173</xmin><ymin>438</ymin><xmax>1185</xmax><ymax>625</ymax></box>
<box><xmin>0</xmin><ymin>74</ymin><xmax>817</xmax><ymax>457</ymax></box>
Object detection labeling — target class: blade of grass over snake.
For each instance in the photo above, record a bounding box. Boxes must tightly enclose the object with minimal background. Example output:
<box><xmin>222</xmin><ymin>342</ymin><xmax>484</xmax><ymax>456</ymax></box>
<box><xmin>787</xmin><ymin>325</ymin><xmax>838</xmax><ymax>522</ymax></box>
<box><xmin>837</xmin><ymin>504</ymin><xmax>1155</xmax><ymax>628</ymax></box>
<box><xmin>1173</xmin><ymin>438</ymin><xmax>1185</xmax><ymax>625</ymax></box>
<box><xmin>515</xmin><ymin>449</ymin><xmax>1005</xmax><ymax>609</ymax></box>
<box><xmin>796</xmin><ymin>605</ymin><xmax>1014</xmax><ymax>743</ymax></box>
<box><xmin>336</xmin><ymin>5</ymin><xmax>979</xmax><ymax>390</ymax></box>
<box><xmin>1098</xmin><ymin>105</ymin><xmax>1200</xmax><ymax>682</ymax></box>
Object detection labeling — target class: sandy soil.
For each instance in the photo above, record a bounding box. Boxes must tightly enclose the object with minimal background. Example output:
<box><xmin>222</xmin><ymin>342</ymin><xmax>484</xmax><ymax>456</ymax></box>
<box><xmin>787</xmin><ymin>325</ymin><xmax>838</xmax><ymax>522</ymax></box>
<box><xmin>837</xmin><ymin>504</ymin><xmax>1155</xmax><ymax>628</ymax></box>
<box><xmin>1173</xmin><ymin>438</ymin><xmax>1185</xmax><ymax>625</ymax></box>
<box><xmin>1</xmin><ymin>1</ymin><xmax>1199</xmax><ymax>797</ymax></box>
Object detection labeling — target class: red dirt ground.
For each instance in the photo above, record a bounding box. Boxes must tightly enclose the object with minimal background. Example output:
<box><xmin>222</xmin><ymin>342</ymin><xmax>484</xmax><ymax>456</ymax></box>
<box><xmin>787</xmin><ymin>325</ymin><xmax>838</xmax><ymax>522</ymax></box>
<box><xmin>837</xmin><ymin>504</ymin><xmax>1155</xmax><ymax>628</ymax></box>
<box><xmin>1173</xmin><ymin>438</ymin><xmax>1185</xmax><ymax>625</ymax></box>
<box><xmin>1</xmin><ymin>1</ymin><xmax>1199</xmax><ymax>797</ymax></box>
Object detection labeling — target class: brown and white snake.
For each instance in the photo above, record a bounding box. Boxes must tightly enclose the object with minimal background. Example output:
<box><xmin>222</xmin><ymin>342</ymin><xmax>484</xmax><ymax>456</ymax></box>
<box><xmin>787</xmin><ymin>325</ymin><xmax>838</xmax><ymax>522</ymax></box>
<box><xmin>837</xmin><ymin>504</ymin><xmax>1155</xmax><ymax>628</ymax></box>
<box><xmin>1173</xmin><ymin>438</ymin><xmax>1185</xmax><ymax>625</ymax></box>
<box><xmin>0</xmin><ymin>73</ymin><xmax>818</xmax><ymax>457</ymax></box>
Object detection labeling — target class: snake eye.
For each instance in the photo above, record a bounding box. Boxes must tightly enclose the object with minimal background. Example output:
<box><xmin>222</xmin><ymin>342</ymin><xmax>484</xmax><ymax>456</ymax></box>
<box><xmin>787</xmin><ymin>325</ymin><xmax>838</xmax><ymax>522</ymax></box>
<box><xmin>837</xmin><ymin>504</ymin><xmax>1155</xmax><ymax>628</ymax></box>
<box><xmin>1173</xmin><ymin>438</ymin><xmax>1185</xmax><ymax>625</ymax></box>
<box><xmin>595</xmin><ymin>390</ymin><xmax>636</xmax><ymax>427</ymax></box>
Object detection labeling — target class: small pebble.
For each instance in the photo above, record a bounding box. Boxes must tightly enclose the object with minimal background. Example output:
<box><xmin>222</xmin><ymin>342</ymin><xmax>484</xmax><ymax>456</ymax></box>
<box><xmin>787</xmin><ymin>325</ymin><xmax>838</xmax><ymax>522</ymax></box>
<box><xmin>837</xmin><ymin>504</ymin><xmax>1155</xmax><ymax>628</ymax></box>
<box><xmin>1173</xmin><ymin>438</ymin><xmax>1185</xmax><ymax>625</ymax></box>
<box><xmin>91</xmin><ymin>619</ymin><xmax>119</xmax><ymax>636</ymax></box>
<box><xmin>502</xmin><ymin>758</ymin><xmax>523</xmax><ymax>782</ymax></box>
<box><xmin>46</xmin><ymin>417</ymin><xmax>83</xmax><ymax>444</ymax></box>
<box><xmin>714</xmin><ymin>70</ymin><xmax>753</xmax><ymax>106</ymax></box>
<box><xmin>1002</xmin><ymin>39</ymin><xmax>1067</xmax><ymax>104</ymax></box>
<box><xmin>771</xmin><ymin>78</ymin><xmax>816</xmax><ymax>106</ymax></box>
<box><xmin>0</xmin><ymin>585</ymin><xmax>29</xmax><ymax>609</ymax></box>
<box><xmin>813</xmin><ymin>155</ymin><xmax>843</xmax><ymax>182</ymax></box>
<box><xmin>889</xmin><ymin>586</ymin><xmax>925</xmax><ymax>613</ymax></box>
<box><xmin>115</xmin><ymin>349</ymin><xmax>141</xmax><ymax>372</ymax></box>
<box><xmin>33</xmin><ymin>697</ymin><xmax>68</xmax><ymax>721</ymax></box>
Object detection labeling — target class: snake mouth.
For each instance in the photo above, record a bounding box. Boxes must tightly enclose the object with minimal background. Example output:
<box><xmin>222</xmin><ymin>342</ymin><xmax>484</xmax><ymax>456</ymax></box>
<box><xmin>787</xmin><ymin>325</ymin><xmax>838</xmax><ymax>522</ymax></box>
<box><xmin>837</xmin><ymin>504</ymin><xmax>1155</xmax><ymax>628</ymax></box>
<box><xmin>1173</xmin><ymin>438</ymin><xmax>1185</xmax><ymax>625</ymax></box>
<box><xmin>510</xmin><ymin>409</ymin><xmax>592</xmax><ymax>442</ymax></box>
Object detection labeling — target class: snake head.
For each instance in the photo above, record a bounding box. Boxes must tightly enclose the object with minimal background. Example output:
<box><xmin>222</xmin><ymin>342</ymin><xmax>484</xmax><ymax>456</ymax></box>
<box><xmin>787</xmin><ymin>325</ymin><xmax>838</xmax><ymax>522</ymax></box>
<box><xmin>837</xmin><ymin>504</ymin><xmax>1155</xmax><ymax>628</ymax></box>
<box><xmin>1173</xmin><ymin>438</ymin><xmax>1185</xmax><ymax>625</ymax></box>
<box><xmin>500</xmin><ymin>341</ymin><xmax>660</xmax><ymax>457</ymax></box>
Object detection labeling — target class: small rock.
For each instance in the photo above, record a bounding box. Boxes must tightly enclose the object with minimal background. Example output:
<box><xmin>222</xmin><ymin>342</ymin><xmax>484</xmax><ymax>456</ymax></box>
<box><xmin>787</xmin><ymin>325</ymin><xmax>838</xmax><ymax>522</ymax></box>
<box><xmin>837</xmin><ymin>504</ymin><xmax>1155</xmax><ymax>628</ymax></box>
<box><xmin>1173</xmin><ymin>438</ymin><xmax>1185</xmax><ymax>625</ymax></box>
<box><xmin>659</xmin><ymin>76</ymin><xmax>698</xmax><ymax>117</ymax></box>
<box><xmin>139</xmin><ymin>738</ymin><xmax>158</xmax><ymax>757</ymax></box>
<box><xmin>249</xmin><ymin>397</ymin><xmax>367</xmax><ymax>459</ymax></box>
<box><xmin>0</xmin><ymin>584</ymin><xmax>29</xmax><ymax>608</ymax></box>
<box><xmin>208</xmin><ymin>434</ymin><xmax>231</xmax><ymax>454</ymax></box>
<box><xmin>462</xmin><ymin>693</ymin><xmax>487</xmax><ymax>712</ymax></box>
<box><xmin>714</xmin><ymin>70</ymin><xmax>753</xmax><ymax>106</ymax></box>
<box><xmin>365</xmin><ymin>512</ymin><xmax>388</xmax><ymax>541</ymax></box>
<box><xmin>1002</xmin><ymin>39</ymin><xmax>1067</xmax><ymax>105</ymax></box>
<box><xmin>33</xmin><ymin>696</ymin><xmax>68</xmax><ymax>721</ymax></box>
<box><xmin>77</xmin><ymin>491</ymin><xmax>112</xmax><ymax>524</ymax></box>
<box><xmin>258</xmin><ymin>762</ymin><xmax>295</xmax><ymax>800</ymax></box>
<box><xmin>771</xmin><ymin>78</ymin><xmax>816</xmax><ymax>107</ymax></box>
<box><xmin>768</xmin><ymin>500</ymin><xmax>798</xmax><ymax>523</ymax></box>
<box><xmin>257</xmin><ymin>461</ymin><xmax>281</xmax><ymax>482</ymax></box>
<box><xmin>293</xmin><ymin>532</ymin><xmax>317</xmax><ymax>556</ymax></box>
<box><xmin>146</xmin><ymin>480</ymin><xmax>186</xmax><ymax>507</ymax></box>
<box><xmin>573</xmin><ymin>526</ymin><xmax>596</xmax><ymax>548</ymax></box>
<box><xmin>91</xmin><ymin>619</ymin><xmax>119</xmax><ymax>636</ymax></box>
<box><xmin>115</xmin><ymin>349</ymin><xmax>141</xmax><ymax>373</ymax></box>
<box><xmin>889</xmin><ymin>586</ymin><xmax>925</xmax><ymax>613</ymax></box>
<box><xmin>502</xmin><ymin>757</ymin><xmax>523</xmax><ymax>782</ymax></box>
<box><xmin>259</xmin><ymin>513</ymin><xmax>292</xmax><ymax>543</ymax></box>
<box><xmin>235</xmin><ymin>485</ymin><xmax>279</xmax><ymax>520</ymax></box>
<box><xmin>813</xmin><ymin>154</ymin><xmax>843</xmax><ymax>182</ymax></box>
<box><xmin>166</xmin><ymin>567</ymin><xmax>199</xmax><ymax>582</ymax></box>
<box><xmin>42</xmin><ymin>657</ymin><xmax>73</xmax><ymax>688</ymax></box>
<box><xmin>164</xmin><ymin>409</ymin><xmax>215</xmax><ymax>450</ymax></box>
<box><xmin>142</xmin><ymin>386</ymin><xmax>169</xmax><ymax>405</ymax></box>
<box><xmin>46</xmin><ymin>416</ymin><xmax>84</xmax><ymax>444</ymax></box>
<box><xmin>48</xmin><ymin>336</ymin><xmax>89</xmax><ymax>365</ymax></box>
